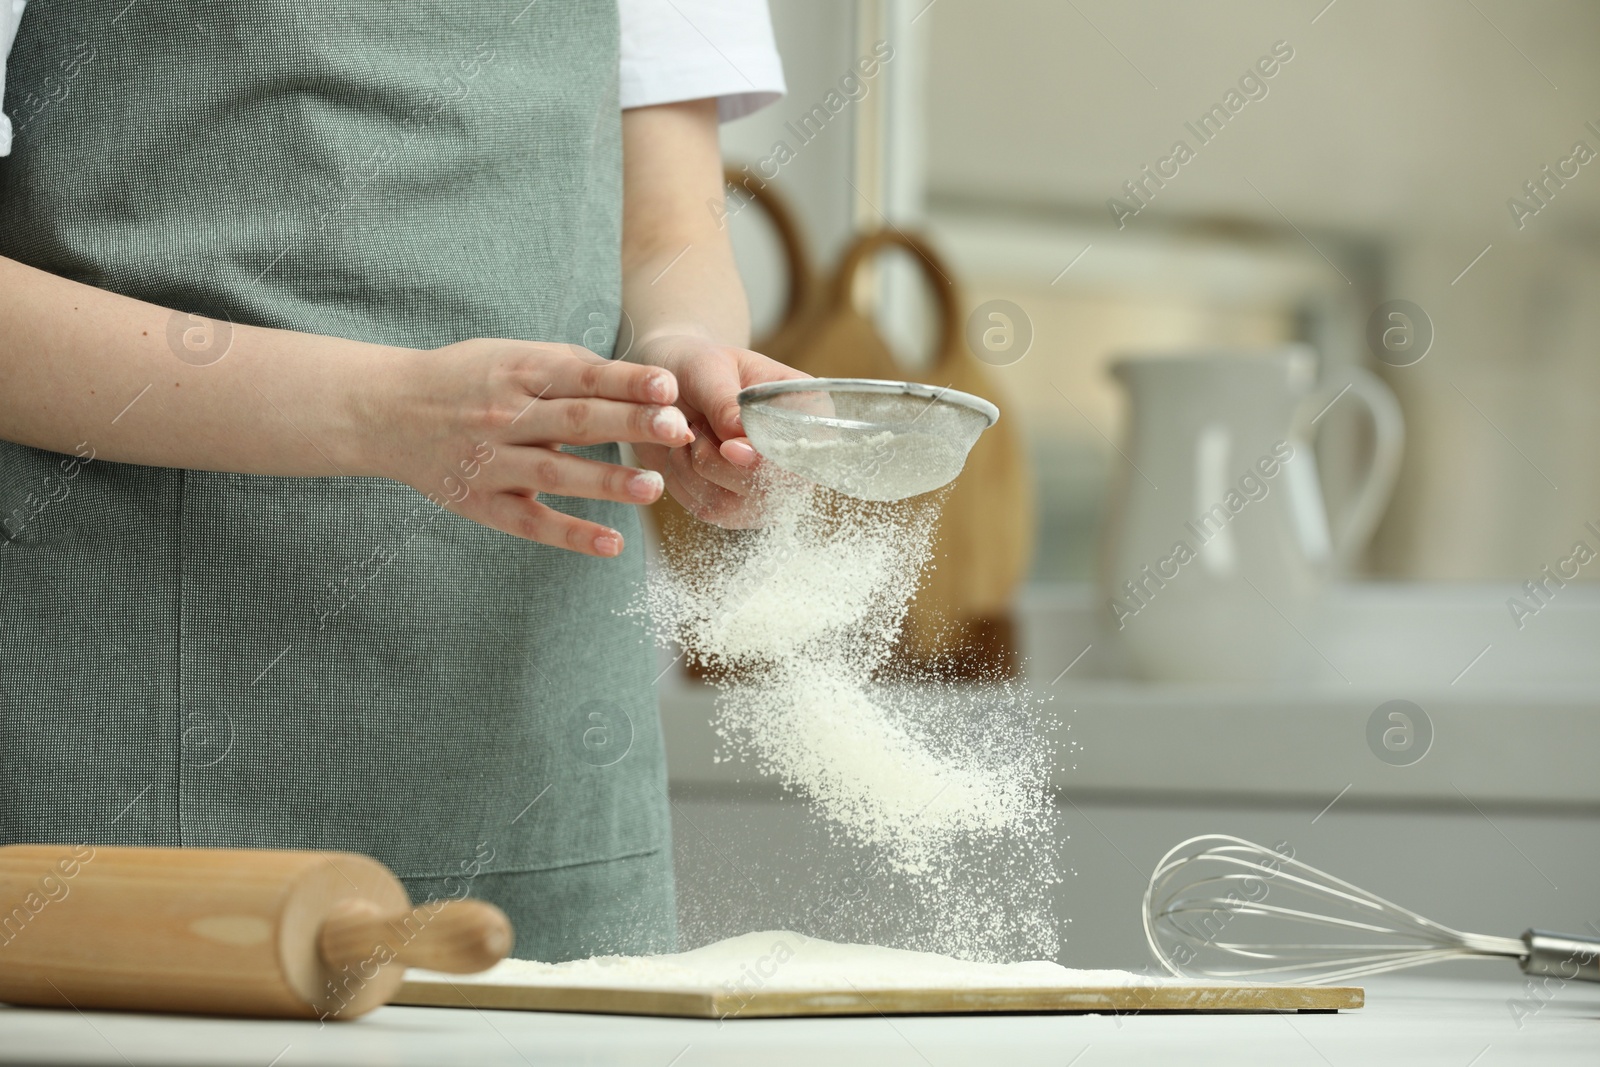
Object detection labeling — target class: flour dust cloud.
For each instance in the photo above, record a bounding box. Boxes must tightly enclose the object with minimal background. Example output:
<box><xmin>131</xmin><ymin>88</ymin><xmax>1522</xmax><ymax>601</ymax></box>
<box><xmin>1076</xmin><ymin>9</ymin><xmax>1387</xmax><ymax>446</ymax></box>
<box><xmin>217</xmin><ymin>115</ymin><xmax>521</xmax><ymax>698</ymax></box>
<box><xmin>644</xmin><ymin>472</ymin><xmax>1060</xmax><ymax>962</ymax></box>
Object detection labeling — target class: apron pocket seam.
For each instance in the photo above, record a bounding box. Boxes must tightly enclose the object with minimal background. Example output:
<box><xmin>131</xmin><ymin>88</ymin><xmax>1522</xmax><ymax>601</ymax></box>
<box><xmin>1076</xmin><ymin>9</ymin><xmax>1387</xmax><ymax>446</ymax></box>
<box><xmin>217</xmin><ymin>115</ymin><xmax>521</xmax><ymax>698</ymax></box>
<box><xmin>395</xmin><ymin>841</ymin><xmax>669</xmax><ymax>882</ymax></box>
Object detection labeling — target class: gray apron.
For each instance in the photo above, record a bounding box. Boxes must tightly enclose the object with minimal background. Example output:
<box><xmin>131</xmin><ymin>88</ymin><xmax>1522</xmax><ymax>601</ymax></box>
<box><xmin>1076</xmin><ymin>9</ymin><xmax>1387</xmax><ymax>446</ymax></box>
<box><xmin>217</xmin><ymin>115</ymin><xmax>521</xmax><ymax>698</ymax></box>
<box><xmin>0</xmin><ymin>0</ymin><xmax>674</xmax><ymax>961</ymax></box>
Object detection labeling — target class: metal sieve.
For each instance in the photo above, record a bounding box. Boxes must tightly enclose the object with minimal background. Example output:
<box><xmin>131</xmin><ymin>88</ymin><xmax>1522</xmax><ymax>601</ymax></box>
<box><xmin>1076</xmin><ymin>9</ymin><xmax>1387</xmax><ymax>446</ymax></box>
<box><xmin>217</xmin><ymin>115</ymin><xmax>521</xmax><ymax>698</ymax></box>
<box><xmin>737</xmin><ymin>378</ymin><xmax>1000</xmax><ymax>501</ymax></box>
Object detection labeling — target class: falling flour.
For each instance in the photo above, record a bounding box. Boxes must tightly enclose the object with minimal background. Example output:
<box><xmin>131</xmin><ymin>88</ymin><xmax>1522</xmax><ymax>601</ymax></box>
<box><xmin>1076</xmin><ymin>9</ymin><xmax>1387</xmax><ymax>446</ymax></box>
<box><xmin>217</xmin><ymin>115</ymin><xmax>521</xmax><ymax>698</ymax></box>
<box><xmin>645</xmin><ymin>471</ymin><xmax>1061</xmax><ymax>961</ymax></box>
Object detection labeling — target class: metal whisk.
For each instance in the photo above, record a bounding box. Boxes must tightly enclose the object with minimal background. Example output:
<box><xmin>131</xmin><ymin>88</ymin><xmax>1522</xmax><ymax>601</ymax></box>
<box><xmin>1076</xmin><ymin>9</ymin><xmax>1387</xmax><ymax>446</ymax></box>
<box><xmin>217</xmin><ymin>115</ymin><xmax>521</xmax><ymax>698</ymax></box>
<box><xmin>1144</xmin><ymin>834</ymin><xmax>1600</xmax><ymax>986</ymax></box>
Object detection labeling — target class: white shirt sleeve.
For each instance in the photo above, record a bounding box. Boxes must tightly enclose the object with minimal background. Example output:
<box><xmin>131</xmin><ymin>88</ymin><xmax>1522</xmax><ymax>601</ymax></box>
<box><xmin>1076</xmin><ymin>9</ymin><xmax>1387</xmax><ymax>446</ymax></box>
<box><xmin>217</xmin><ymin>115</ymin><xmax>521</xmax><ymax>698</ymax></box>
<box><xmin>0</xmin><ymin>1</ymin><xmax>26</xmax><ymax>156</ymax></box>
<box><xmin>619</xmin><ymin>0</ymin><xmax>785</xmax><ymax>122</ymax></box>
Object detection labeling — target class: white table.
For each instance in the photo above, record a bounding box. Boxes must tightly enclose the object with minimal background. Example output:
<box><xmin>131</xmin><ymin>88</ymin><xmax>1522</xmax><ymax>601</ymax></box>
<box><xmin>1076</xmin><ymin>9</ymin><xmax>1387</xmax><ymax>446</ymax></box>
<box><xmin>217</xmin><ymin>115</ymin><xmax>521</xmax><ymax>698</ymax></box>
<box><xmin>1</xmin><ymin>975</ymin><xmax>1592</xmax><ymax>1066</ymax></box>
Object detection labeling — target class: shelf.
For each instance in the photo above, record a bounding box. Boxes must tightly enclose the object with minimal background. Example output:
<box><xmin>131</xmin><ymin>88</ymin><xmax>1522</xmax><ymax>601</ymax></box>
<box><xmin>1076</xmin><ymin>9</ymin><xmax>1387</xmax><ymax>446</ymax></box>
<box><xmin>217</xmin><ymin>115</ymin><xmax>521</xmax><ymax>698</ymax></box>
<box><xmin>659</xmin><ymin>583</ymin><xmax>1600</xmax><ymax>809</ymax></box>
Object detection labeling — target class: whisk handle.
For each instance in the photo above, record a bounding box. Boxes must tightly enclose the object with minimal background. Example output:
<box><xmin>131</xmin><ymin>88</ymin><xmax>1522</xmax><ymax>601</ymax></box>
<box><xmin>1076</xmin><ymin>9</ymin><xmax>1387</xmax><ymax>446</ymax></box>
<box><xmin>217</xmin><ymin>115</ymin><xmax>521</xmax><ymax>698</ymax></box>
<box><xmin>1520</xmin><ymin>930</ymin><xmax>1600</xmax><ymax>983</ymax></box>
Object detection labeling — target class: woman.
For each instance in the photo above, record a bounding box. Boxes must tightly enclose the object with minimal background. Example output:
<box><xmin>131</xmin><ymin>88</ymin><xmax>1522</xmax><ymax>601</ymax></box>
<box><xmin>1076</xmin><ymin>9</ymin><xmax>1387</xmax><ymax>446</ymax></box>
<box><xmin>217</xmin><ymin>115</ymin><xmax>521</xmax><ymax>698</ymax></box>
<box><xmin>0</xmin><ymin>0</ymin><xmax>796</xmax><ymax>961</ymax></box>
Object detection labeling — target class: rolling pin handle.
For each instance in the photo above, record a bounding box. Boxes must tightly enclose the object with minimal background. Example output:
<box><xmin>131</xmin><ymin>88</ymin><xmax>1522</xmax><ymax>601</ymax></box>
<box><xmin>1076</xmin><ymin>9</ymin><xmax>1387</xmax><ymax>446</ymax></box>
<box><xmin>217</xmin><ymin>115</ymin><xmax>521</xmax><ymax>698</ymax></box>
<box><xmin>319</xmin><ymin>898</ymin><xmax>513</xmax><ymax>976</ymax></box>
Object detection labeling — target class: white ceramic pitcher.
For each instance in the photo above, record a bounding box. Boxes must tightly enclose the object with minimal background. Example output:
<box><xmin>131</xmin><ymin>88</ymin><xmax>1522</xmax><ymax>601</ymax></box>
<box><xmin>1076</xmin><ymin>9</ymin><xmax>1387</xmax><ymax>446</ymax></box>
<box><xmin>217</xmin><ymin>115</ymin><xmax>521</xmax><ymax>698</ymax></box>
<box><xmin>1099</xmin><ymin>346</ymin><xmax>1403</xmax><ymax>682</ymax></box>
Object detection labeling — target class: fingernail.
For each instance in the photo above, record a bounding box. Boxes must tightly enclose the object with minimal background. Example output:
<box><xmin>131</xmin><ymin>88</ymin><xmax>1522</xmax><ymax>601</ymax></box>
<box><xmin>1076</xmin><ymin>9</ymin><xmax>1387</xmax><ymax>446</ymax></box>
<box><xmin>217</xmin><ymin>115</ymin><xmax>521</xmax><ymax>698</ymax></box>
<box><xmin>652</xmin><ymin>407</ymin><xmax>689</xmax><ymax>440</ymax></box>
<box><xmin>647</xmin><ymin>374</ymin><xmax>672</xmax><ymax>404</ymax></box>
<box><xmin>724</xmin><ymin>440</ymin><xmax>760</xmax><ymax>467</ymax></box>
<box><xmin>594</xmin><ymin>531</ymin><xmax>623</xmax><ymax>556</ymax></box>
<box><xmin>628</xmin><ymin>470</ymin><xmax>664</xmax><ymax>501</ymax></box>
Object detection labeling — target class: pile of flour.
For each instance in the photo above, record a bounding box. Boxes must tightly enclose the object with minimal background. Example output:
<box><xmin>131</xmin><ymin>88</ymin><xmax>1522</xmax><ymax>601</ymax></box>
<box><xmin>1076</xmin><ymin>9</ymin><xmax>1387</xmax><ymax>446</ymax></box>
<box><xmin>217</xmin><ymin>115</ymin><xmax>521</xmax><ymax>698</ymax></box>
<box><xmin>422</xmin><ymin>931</ymin><xmax>1143</xmax><ymax>992</ymax></box>
<box><xmin>645</xmin><ymin>473</ymin><xmax>1059</xmax><ymax>960</ymax></box>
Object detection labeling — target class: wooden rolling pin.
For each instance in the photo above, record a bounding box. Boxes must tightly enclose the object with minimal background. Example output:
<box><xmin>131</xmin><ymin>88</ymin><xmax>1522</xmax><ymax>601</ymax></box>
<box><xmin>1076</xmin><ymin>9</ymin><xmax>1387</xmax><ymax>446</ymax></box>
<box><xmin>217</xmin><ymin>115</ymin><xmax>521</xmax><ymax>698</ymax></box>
<box><xmin>0</xmin><ymin>844</ymin><xmax>512</xmax><ymax>1020</ymax></box>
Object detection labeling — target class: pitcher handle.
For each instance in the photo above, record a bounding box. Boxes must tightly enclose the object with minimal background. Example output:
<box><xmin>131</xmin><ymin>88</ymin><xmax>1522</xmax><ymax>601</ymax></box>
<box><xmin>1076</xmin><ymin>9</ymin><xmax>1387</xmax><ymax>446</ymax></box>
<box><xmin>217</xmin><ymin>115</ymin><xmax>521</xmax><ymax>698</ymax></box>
<box><xmin>1301</xmin><ymin>366</ymin><xmax>1405</xmax><ymax>568</ymax></box>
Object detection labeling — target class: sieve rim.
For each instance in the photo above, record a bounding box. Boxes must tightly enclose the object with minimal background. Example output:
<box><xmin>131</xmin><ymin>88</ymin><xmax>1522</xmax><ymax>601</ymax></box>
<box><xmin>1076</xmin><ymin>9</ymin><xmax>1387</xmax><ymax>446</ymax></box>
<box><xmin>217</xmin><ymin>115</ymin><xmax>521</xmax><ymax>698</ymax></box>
<box><xmin>737</xmin><ymin>377</ymin><xmax>1000</xmax><ymax>428</ymax></box>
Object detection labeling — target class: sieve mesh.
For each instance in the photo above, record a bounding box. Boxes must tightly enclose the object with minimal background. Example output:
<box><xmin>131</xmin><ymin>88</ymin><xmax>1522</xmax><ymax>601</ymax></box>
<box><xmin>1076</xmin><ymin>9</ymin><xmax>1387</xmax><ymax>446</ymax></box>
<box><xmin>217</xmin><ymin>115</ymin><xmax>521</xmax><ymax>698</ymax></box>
<box><xmin>738</xmin><ymin>378</ymin><xmax>999</xmax><ymax>501</ymax></box>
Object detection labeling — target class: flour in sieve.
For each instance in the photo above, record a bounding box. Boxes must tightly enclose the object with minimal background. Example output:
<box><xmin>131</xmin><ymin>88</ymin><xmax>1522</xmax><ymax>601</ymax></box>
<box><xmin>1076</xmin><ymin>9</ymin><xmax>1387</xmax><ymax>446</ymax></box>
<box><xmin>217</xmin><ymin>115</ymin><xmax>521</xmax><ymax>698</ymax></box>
<box><xmin>759</xmin><ymin>431</ymin><xmax>967</xmax><ymax>501</ymax></box>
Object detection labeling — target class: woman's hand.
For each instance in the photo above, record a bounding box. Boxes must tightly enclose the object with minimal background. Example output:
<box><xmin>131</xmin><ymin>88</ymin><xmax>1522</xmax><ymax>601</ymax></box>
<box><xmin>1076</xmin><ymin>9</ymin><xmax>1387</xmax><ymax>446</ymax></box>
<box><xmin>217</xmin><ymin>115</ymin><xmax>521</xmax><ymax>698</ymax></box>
<box><xmin>629</xmin><ymin>333</ymin><xmax>809</xmax><ymax>529</ymax></box>
<box><xmin>362</xmin><ymin>338</ymin><xmax>694</xmax><ymax>557</ymax></box>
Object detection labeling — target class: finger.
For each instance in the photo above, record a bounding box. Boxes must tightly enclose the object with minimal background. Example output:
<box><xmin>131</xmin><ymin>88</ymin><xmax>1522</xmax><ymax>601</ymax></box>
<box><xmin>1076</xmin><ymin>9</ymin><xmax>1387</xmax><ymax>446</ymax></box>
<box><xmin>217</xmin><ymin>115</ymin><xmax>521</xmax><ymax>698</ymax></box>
<box><xmin>683</xmin><ymin>410</ymin><xmax>761</xmax><ymax>469</ymax></box>
<box><xmin>514</xmin><ymin>345</ymin><xmax>679</xmax><ymax>406</ymax></box>
<box><xmin>508</xmin><ymin>447</ymin><xmax>665</xmax><ymax>505</ymax></box>
<box><xmin>677</xmin><ymin>348</ymin><xmax>812</xmax><ymax>445</ymax></box>
<box><xmin>482</xmin><ymin>492</ymin><xmax>626</xmax><ymax>557</ymax></box>
<box><xmin>667</xmin><ymin>445</ymin><xmax>762</xmax><ymax>529</ymax></box>
<box><xmin>632</xmin><ymin>442</ymin><xmax>670</xmax><ymax>478</ymax></box>
<box><xmin>720</xmin><ymin>437</ymin><xmax>760</xmax><ymax>468</ymax></box>
<box><xmin>520</xmin><ymin>398</ymin><xmax>693</xmax><ymax>448</ymax></box>
<box><xmin>663</xmin><ymin>466</ymin><xmax>760</xmax><ymax>530</ymax></box>
<box><xmin>661</xmin><ymin>460</ymin><xmax>714</xmax><ymax>521</ymax></box>
<box><xmin>684</xmin><ymin>424</ymin><xmax>757</xmax><ymax>495</ymax></box>
<box><xmin>672</xmin><ymin>346</ymin><xmax>749</xmax><ymax>445</ymax></box>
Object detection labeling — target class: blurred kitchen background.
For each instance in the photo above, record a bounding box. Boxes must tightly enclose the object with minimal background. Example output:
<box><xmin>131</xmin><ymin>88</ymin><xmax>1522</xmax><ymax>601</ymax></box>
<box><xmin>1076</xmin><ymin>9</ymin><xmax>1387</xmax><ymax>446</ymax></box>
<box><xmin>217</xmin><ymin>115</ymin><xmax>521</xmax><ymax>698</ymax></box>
<box><xmin>657</xmin><ymin>0</ymin><xmax>1600</xmax><ymax>974</ymax></box>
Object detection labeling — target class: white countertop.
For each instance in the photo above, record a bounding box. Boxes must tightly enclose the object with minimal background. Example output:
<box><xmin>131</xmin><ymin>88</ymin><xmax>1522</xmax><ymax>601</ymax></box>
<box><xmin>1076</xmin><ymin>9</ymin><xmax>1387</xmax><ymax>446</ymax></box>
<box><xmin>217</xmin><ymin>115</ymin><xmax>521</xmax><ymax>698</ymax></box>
<box><xmin>2</xmin><ymin>974</ymin><xmax>1592</xmax><ymax>1066</ymax></box>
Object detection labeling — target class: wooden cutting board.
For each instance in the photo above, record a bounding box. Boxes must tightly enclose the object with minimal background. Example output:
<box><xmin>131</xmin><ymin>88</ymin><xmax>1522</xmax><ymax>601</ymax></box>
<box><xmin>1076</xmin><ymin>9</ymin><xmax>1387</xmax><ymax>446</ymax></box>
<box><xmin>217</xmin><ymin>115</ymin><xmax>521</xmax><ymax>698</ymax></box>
<box><xmin>393</xmin><ymin>975</ymin><xmax>1362</xmax><ymax>1018</ymax></box>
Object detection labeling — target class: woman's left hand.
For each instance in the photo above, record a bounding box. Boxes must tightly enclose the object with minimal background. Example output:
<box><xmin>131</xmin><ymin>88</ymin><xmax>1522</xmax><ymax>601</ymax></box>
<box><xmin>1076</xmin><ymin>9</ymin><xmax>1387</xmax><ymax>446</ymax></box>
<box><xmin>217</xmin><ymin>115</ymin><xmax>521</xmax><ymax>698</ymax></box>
<box><xmin>630</xmin><ymin>333</ymin><xmax>809</xmax><ymax>528</ymax></box>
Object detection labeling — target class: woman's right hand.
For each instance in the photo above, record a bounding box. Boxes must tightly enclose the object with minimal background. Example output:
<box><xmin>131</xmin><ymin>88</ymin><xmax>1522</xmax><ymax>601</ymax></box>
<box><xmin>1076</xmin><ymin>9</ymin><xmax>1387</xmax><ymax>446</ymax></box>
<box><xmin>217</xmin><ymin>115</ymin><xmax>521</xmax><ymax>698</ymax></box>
<box><xmin>360</xmin><ymin>338</ymin><xmax>693</xmax><ymax>558</ymax></box>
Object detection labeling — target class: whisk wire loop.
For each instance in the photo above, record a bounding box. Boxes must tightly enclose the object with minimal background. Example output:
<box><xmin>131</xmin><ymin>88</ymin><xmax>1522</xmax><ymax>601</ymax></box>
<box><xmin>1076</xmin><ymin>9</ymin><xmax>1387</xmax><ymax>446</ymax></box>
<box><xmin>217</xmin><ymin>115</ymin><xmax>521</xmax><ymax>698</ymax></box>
<box><xmin>1144</xmin><ymin>834</ymin><xmax>1528</xmax><ymax>985</ymax></box>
